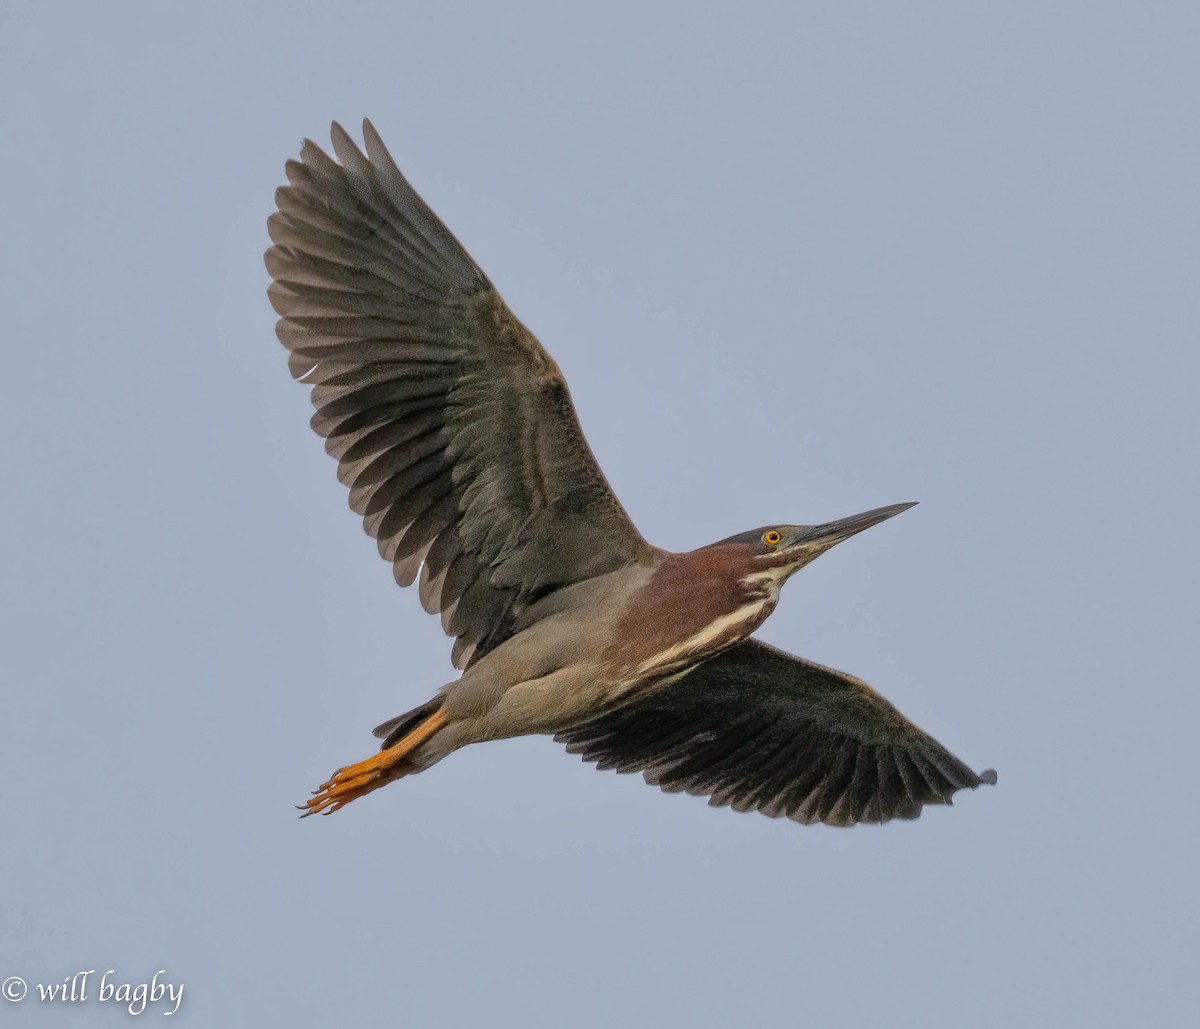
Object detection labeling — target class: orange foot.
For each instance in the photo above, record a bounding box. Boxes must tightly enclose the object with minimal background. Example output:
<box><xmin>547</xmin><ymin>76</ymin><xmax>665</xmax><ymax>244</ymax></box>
<box><xmin>298</xmin><ymin>709</ymin><xmax>448</xmax><ymax>817</ymax></box>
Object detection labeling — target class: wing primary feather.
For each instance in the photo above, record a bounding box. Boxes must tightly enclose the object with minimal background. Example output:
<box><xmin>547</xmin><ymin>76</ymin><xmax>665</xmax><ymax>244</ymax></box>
<box><xmin>555</xmin><ymin>641</ymin><xmax>994</xmax><ymax>826</ymax></box>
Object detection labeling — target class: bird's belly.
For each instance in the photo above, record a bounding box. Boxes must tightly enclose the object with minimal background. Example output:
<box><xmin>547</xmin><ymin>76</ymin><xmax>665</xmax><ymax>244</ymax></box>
<box><xmin>463</xmin><ymin>662</ymin><xmax>625</xmax><ymax>739</ymax></box>
<box><xmin>443</xmin><ymin>581</ymin><xmax>776</xmax><ymax>741</ymax></box>
<box><xmin>483</xmin><ymin>595</ymin><xmax>777</xmax><ymax>740</ymax></box>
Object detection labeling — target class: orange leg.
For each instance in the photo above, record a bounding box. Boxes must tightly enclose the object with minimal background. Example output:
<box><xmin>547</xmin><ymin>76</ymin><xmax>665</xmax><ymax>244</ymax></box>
<box><xmin>298</xmin><ymin>709</ymin><xmax>448</xmax><ymax>817</ymax></box>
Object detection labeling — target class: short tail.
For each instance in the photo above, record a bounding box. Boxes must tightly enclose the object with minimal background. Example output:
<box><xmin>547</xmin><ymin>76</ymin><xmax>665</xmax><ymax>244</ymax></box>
<box><xmin>372</xmin><ymin>696</ymin><xmax>445</xmax><ymax>750</ymax></box>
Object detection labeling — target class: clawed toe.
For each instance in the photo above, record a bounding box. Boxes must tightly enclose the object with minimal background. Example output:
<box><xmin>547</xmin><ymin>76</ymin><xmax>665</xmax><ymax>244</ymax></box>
<box><xmin>296</xmin><ymin>709</ymin><xmax>449</xmax><ymax>818</ymax></box>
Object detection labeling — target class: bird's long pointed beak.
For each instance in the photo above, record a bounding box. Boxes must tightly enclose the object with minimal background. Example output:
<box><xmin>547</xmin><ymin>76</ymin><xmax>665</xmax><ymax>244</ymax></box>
<box><xmin>802</xmin><ymin>502</ymin><xmax>917</xmax><ymax>552</ymax></box>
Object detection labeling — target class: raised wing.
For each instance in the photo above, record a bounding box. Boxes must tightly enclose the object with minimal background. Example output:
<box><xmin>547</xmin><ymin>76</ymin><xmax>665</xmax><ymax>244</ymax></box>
<box><xmin>556</xmin><ymin>639</ymin><xmax>996</xmax><ymax>826</ymax></box>
<box><xmin>266</xmin><ymin>120</ymin><xmax>654</xmax><ymax>668</ymax></box>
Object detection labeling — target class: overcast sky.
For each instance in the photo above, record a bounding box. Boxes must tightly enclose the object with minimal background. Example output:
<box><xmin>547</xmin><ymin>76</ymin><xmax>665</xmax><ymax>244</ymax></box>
<box><xmin>2</xmin><ymin>2</ymin><xmax>1197</xmax><ymax>1026</ymax></box>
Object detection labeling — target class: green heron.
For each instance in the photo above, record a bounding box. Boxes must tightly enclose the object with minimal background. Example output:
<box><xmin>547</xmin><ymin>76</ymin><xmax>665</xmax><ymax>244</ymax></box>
<box><xmin>268</xmin><ymin>120</ymin><xmax>996</xmax><ymax>826</ymax></box>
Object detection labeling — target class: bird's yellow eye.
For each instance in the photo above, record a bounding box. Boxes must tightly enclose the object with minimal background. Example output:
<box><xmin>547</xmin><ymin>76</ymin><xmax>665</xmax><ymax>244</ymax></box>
<box><xmin>763</xmin><ymin>530</ymin><xmax>782</xmax><ymax>545</ymax></box>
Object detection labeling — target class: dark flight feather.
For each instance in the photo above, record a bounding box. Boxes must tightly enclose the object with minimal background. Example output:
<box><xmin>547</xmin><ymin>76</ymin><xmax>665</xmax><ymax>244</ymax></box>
<box><xmin>556</xmin><ymin>639</ymin><xmax>996</xmax><ymax>826</ymax></box>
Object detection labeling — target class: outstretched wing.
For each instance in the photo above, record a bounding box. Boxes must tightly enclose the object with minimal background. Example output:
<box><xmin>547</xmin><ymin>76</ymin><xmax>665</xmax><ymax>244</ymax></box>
<box><xmin>266</xmin><ymin>120</ymin><xmax>654</xmax><ymax>669</ymax></box>
<box><xmin>556</xmin><ymin>639</ymin><xmax>996</xmax><ymax>826</ymax></box>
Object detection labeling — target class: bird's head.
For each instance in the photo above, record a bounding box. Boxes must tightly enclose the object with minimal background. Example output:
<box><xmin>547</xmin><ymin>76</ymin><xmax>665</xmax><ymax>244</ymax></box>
<box><xmin>710</xmin><ymin>502</ymin><xmax>917</xmax><ymax>589</ymax></box>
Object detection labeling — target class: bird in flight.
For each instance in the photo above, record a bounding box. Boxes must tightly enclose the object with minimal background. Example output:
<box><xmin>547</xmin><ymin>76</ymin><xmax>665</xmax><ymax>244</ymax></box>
<box><xmin>267</xmin><ymin>120</ymin><xmax>995</xmax><ymax>826</ymax></box>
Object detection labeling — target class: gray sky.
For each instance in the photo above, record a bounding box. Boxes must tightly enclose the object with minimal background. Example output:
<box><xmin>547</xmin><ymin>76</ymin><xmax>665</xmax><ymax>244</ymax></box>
<box><xmin>2</xmin><ymin>2</ymin><xmax>1197</xmax><ymax>1026</ymax></box>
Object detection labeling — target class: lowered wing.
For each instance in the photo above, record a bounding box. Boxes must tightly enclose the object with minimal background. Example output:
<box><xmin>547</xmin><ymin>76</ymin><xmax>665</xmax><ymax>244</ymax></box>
<box><xmin>557</xmin><ymin>639</ymin><xmax>996</xmax><ymax>826</ymax></box>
